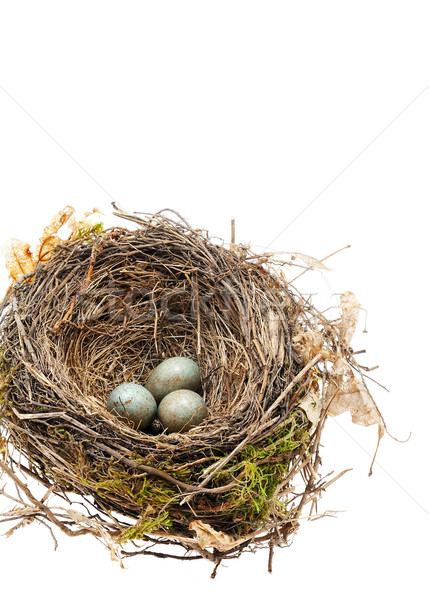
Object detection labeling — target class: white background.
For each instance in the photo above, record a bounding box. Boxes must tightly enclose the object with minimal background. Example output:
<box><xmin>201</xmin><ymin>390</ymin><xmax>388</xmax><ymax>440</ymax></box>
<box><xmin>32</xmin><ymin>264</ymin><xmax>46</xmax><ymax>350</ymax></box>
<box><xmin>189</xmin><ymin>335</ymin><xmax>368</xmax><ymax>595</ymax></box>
<box><xmin>0</xmin><ymin>1</ymin><xmax>427</xmax><ymax>598</ymax></box>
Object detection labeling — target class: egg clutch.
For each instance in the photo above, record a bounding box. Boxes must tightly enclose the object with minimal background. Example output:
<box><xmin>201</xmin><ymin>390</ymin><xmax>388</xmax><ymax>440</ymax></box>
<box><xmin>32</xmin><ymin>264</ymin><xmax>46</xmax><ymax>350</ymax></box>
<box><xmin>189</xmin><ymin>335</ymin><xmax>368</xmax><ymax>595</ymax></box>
<box><xmin>107</xmin><ymin>357</ymin><xmax>207</xmax><ymax>433</ymax></box>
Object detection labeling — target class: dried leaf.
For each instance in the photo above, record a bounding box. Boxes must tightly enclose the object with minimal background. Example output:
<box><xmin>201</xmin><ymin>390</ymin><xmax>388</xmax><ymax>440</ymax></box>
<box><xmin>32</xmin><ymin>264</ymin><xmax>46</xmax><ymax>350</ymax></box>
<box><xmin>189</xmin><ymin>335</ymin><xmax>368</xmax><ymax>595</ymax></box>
<box><xmin>65</xmin><ymin>509</ymin><xmax>124</xmax><ymax>566</ymax></box>
<box><xmin>297</xmin><ymin>389</ymin><xmax>323</xmax><ymax>427</ymax></box>
<box><xmin>4</xmin><ymin>514</ymin><xmax>35</xmax><ymax>537</ymax></box>
<box><xmin>36</xmin><ymin>206</ymin><xmax>75</xmax><ymax>262</ymax></box>
<box><xmin>326</xmin><ymin>357</ymin><xmax>383</xmax><ymax>429</ymax></box>
<box><xmin>289</xmin><ymin>252</ymin><xmax>330</xmax><ymax>271</ymax></box>
<box><xmin>2</xmin><ymin>206</ymin><xmax>103</xmax><ymax>283</ymax></box>
<box><xmin>189</xmin><ymin>520</ymin><xmax>238</xmax><ymax>551</ymax></box>
<box><xmin>1</xmin><ymin>239</ymin><xmax>37</xmax><ymax>282</ymax></box>
<box><xmin>292</xmin><ymin>328</ymin><xmax>332</xmax><ymax>363</ymax></box>
<box><xmin>339</xmin><ymin>291</ymin><xmax>360</xmax><ymax>345</ymax></box>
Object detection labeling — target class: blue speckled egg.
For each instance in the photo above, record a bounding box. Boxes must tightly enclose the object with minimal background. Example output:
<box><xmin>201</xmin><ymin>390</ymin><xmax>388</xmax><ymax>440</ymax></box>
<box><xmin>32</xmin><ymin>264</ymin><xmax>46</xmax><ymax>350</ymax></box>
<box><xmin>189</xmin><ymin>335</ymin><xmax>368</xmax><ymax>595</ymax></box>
<box><xmin>107</xmin><ymin>383</ymin><xmax>157</xmax><ymax>429</ymax></box>
<box><xmin>145</xmin><ymin>357</ymin><xmax>201</xmax><ymax>404</ymax></box>
<box><xmin>157</xmin><ymin>389</ymin><xmax>208</xmax><ymax>433</ymax></box>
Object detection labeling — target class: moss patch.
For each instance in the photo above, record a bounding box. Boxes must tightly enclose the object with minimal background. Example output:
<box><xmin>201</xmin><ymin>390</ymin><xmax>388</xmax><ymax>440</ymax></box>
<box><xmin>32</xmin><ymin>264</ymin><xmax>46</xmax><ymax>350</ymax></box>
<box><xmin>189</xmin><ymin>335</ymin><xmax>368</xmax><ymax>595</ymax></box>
<box><xmin>208</xmin><ymin>412</ymin><xmax>309</xmax><ymax>534</ymax></box>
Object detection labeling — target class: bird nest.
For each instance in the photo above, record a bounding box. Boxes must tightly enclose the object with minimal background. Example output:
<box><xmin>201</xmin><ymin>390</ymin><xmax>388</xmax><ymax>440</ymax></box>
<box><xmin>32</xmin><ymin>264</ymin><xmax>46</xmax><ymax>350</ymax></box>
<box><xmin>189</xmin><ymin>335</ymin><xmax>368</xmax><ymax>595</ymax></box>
<box><xmin>0</xmin><ymin>207</ymin><xmax>384</xmax><ymax>574</ymax></box>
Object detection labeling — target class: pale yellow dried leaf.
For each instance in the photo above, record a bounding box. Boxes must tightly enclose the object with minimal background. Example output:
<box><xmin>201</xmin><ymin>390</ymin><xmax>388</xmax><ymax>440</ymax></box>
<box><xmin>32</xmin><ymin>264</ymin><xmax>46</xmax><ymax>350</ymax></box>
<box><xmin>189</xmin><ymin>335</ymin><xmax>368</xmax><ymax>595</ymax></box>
<box><xmin>189</xmin><ymin>520</ymin><xmax>238</xmax><ymax>551</ymax></box>
<box><xmin>289</xmin><ymin>252</ymin><xmax>330</xmax><ymax>271</ymax></box>
<box><xmin>292</xmin><ymin>328</ymin><xmax>331</xmax><ymax>363</ymax></box>
<box><xmin>297</xmin><ymin>389</ymin><xmax>323</xmax><ymax>428</ymax></box>
<box><xmin>339</xmin><ymin>291</ymin><xmax>360</xmax><ymax>345</ymax></box>
<box><xmin>66</xmin><ymin>509</ymin><xmax>123</xmax><ymax>566</ymax></box>
<box><xmin>326</xmin><ymin>357</ymin><xmax>382</xmax><ymax>428</ymax></box>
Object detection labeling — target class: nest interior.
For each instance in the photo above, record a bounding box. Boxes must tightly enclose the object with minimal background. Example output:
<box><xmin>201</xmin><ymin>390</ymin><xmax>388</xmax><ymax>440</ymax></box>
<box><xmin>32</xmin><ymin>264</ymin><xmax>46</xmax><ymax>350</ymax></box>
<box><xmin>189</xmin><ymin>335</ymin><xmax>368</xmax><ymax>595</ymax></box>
<box><xmin>0</xmin><ymin>210</ymin><xmax>353</xmax><ymax>567</ymax></box>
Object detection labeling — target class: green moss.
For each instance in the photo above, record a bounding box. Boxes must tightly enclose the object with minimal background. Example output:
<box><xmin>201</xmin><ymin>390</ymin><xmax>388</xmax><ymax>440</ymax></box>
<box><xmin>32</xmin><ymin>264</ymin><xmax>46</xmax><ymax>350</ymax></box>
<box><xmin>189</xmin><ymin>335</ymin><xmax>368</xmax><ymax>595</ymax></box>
<box><xmin>209</xmin><ymin>413</ymin><xmax>309</xmax><ymax>533</ymax></box>
<box><xmin>134</xmin><ymin>476</ymin><xmax>177</xmax><ymax>507</ymax></box>
<box><xmin>75</xmin><ymin>222</ymin><xmax>105</xmax><ymax>240</ymax></box>
<box><xmin>119</xmin><ymin>510</ymin><xmax>173</xmax><ymax>541</ymax></box>
<box><xmin>0</xmin><ymin>346</ymin><xmax>9</xmax><ymax>391</ymax></box>
<box><xmin>0</xmin><ymin>346</ymin><xmax>22</xmax><ymax>412</ymax></box>
<box><xmin>52</xmin><ymin>427</ymin><xmax>75</xmax><ymax>441</ymax></box>
<box><xmin>90</xmin><ymin>458</ymin><xmax>180</xmax><ymax>514</ymax></box>
<box><xmin>85</xmin><ymin>458</ymin><xmax>179</xmax><ymax>539</ymax></box>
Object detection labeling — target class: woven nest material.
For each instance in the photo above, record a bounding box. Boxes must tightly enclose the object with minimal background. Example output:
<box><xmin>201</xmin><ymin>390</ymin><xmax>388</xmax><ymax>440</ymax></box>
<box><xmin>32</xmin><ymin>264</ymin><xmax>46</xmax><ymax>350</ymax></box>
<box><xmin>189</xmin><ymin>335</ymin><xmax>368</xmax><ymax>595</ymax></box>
<box><xmin>0</xmin><ymin>208</ymin><xmax>383</xmax><ymax>572</ymax></box>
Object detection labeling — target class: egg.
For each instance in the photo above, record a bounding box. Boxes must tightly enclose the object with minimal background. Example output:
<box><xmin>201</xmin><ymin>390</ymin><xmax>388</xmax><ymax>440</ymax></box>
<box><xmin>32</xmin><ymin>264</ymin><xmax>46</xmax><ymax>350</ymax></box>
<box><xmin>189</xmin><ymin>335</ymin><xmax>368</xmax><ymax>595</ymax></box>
<box><xmin>145</xmin><ymin>357</ymin><xmax>201</xmax><ymax>403</ymax></box>
<box><xmin>107</xmin><ymin>383</ymin><xmax>157</xmax><ymax>429</ymax></box>
<box><xmin>157</xmin><ymin>389</ymin><xmax>208</xmax><ymax>433</ymax></box>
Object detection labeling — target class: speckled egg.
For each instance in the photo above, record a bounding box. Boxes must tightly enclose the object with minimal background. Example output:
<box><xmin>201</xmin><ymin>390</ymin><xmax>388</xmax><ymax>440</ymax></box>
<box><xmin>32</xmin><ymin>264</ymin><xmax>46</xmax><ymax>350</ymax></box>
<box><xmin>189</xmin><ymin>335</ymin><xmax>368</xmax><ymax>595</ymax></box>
<box><xmin>157</xmin><ymin>389</ymin><xmax>208</xmax><ymax>433</ymax></box>
<box><xmin>145</xmin><ymin>357</ymin><xmax>201</xmax><ymax>404</ymax></box>
<box><xmin>107</xmin><ymin>383</ymin><xmax>157</xmax><ymax>430</ymax></box>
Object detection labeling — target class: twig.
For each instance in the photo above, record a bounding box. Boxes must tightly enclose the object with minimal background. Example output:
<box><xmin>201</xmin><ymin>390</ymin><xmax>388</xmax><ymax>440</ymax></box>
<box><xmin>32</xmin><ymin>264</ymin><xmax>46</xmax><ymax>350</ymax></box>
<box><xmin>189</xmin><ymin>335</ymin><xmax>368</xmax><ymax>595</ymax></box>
<box><xmin>263</xmin><ymin>353</ymin><xmax>323</xmax><ymax>420</ymax></box>
<box><xmin>95</xmin><ymin>443</ymin><xmax>237</xmax><ymax>495</ymax></box>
